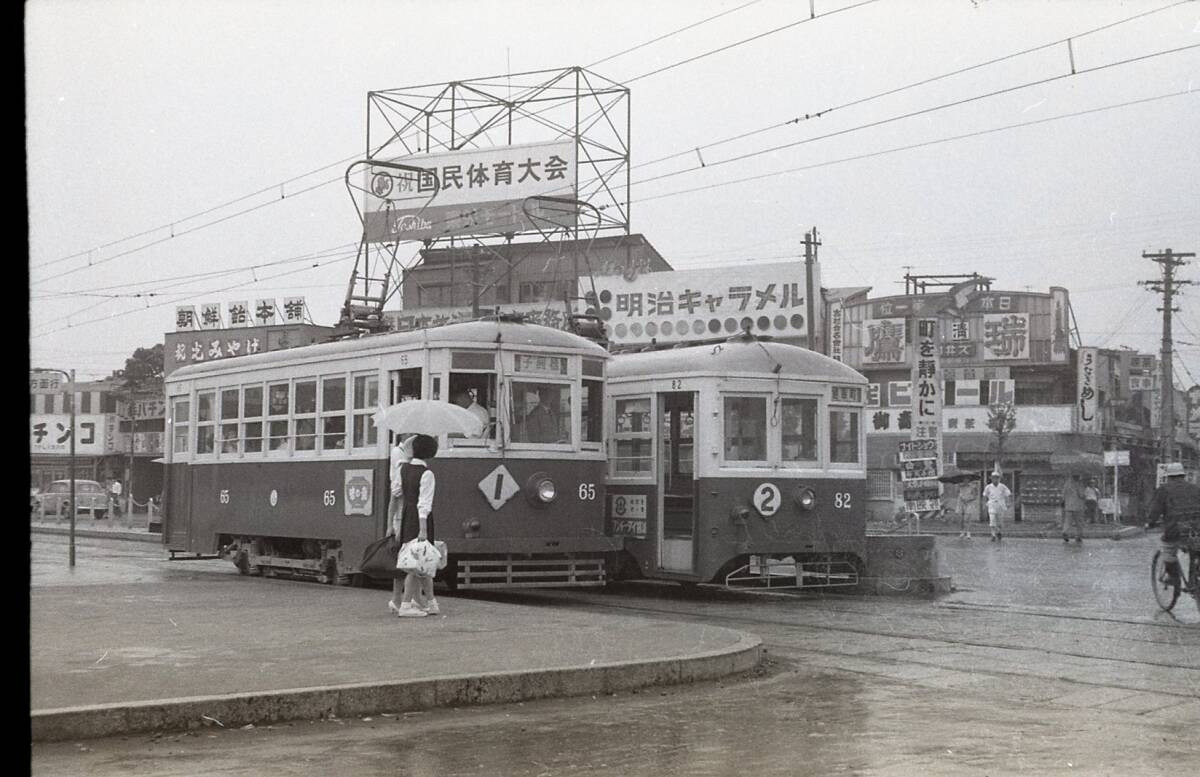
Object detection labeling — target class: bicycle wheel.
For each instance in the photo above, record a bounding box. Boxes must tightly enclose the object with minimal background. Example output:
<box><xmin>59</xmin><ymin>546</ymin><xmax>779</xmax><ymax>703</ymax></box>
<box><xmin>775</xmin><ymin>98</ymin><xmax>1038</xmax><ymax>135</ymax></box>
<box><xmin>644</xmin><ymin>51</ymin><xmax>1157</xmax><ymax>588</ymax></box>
<box><xmin>1151</xmin><ymin>551</ymin><xmax>1180</xmax><ymax>612</ymax></box>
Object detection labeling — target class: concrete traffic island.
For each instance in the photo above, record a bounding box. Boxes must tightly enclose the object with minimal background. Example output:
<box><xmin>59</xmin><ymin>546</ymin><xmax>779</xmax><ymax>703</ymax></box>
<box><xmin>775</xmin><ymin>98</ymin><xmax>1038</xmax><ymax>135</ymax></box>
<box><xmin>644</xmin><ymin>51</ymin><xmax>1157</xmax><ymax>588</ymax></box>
<box><xmin>30</xmin><ymin>575</ymin><xmax>761</xmax><ymax>742</ymax></box>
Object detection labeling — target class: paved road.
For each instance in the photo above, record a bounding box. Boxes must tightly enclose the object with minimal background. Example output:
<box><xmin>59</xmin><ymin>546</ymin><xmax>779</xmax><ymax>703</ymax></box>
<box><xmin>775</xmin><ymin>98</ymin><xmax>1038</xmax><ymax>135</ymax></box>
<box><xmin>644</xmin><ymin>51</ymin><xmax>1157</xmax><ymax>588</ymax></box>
<box><xmin>32</xmin><ymin>533</ymin><xmax>1199</xmax><ymax>776</ymax></box>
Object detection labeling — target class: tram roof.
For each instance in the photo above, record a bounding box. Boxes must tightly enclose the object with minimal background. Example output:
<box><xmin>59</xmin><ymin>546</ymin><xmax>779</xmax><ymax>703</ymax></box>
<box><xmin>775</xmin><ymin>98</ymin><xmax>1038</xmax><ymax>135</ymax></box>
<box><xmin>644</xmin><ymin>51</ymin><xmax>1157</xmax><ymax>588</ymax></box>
<box><xmin>167</xmin><ymin>319</ymin><xmax>608</xmax><ymax>383</ymax></box>
<box><xmin>607</xmin><ymin>338</ymin><xmax>867</xmax><ymax>384</ymax></box>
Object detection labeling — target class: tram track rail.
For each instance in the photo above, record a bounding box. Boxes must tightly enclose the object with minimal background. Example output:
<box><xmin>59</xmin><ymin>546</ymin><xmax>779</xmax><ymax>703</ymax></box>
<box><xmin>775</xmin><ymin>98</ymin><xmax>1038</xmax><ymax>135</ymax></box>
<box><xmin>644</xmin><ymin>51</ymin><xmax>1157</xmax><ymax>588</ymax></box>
<box><xmin>465</xmin><ymin>586</ymin><xmax>1200</xmax><ymax>700</ymax></box>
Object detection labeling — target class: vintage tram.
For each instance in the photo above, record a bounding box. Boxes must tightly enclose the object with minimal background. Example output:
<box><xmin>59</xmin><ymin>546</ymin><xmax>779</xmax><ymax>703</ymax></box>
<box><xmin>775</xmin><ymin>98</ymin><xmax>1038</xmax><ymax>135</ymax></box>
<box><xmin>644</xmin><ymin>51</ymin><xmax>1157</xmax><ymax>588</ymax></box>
<box><xmin>604</xmin><ymin>333</ymin><xmax>868</xmax><ymax>588</ymax></box>
<box><xmin>162</xmin><ymin>319</ymin><xmax>618</xmax><ymax>588</ymax></box>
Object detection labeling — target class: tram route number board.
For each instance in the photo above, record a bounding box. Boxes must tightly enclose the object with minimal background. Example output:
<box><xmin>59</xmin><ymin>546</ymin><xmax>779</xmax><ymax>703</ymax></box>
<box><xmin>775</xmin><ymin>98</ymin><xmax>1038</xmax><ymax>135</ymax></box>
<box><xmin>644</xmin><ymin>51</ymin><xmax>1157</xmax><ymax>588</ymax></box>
<box><xmin>610</xmin><ymin>493</ymin><xmax>647</xmax><ymax>538</ymax></box>
<box><xmin>344</xmin><ymin>470</ymin><xmax>374</xmax><ymax>516</ymax></box>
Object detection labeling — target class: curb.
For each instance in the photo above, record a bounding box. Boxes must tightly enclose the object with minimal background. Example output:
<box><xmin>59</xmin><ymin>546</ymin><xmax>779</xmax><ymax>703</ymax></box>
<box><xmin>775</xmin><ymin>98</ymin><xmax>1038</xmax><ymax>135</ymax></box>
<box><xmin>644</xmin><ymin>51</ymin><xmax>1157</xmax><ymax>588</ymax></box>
<box><xmin>31</xmin><ymin>633</ymin><xmax>762</xmax><ymax>742</ymax></box>
<box><xmin>30</xmin><ymin>524</ymin><xmax>160</xmax><ymax>545</ymax></box>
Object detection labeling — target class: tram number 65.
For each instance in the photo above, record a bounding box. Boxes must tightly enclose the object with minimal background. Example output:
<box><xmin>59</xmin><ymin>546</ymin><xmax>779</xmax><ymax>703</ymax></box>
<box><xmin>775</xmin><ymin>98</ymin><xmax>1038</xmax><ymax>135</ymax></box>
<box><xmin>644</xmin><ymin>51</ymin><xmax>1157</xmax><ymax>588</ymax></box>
<box><xmin>322</xmin><ymin>490</ymin><xmax>337</xmax><ymax>506</ymax></box>
<box><xmin>834</xmin><ymin>492</ymin><xmax>852</xmax><ymax>509</ymax></box>
<box><xmin>218</xmin><ymin>489</ymin><xmax>230</xmax><ymax>504</ymax></box>
<box><xmin>578</xmin><ymin>483</ymin><xmax>596</xmax><ymax>501</ymax></box>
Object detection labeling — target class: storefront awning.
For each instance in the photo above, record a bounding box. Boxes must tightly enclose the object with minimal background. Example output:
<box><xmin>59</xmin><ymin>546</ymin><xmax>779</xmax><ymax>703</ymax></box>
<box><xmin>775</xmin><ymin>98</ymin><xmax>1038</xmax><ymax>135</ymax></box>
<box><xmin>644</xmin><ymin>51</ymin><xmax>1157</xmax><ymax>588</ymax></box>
<box><xmin>1048</xmin><ymin>451</ymin><xmax>1105</xmax><ymax>474</ymax></box>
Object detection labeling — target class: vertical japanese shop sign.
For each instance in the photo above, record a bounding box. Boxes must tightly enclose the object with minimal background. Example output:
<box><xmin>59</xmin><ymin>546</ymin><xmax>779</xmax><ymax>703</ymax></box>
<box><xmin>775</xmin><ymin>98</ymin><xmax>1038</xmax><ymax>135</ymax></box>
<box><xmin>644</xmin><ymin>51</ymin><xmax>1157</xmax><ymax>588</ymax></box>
<box><xmin>828</xmin><ymin>299</ymin><xmax>844</xmax><ymax>361</ymax></box>
<box><xmin>903</xmin><ymin>319</ymin><xmax>942</xmax><ymax>512</ymax></box>
<box><xmin>1077</xmin><ymin>347</ymin><xmax>1099</xmax><ymax>433</ymax></box>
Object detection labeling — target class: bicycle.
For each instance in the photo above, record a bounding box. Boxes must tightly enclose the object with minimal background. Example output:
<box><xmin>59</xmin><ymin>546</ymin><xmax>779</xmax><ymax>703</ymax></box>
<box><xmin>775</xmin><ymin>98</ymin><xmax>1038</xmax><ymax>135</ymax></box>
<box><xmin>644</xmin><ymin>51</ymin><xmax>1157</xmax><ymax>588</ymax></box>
<box><xmin>1150</xmin><ymin>528</ymin><xmax>1200</xmax><ymax>615</ymax></box>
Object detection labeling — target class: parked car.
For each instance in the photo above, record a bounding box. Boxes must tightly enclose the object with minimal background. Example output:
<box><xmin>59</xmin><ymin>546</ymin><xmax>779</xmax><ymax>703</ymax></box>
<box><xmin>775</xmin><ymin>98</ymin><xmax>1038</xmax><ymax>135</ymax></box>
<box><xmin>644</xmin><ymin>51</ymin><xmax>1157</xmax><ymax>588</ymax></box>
<box><xmin>34</xmin><ymin>479</ymin><xmax>109</xmax><ymax>519</ymax></box>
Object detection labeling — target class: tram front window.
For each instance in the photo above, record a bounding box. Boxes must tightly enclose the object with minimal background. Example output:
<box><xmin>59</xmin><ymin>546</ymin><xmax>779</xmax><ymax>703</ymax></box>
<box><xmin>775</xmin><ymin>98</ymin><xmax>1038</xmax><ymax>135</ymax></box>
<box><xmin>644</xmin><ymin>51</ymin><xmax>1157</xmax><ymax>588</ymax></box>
<box><xmin>512</xmin><ymin>381</ymin><xmax>569</xmax><ymax>444</ymax></box>
<box><xmin>830</xmin><ymin>408</ymin><xmax>860</xmax><ymax>463</ymax></box>
<box><xmin>782</xmin><ymin>397</ymin><xmax>818</xmax><ymax>463</ymax></box>
<box><xmin>724</xmin><ymin>396</ymin><xmax>766</xmax><ymax>462</ymax></box>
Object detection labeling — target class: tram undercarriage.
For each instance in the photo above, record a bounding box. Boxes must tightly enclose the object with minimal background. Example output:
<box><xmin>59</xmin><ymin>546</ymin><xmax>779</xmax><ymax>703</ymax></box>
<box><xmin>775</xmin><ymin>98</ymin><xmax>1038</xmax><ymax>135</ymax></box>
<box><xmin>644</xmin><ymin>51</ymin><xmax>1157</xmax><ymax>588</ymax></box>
<box><xmin>723</xmin><ymin>553</ymin><xmax>862</xmax><ymax>590</ymax></box>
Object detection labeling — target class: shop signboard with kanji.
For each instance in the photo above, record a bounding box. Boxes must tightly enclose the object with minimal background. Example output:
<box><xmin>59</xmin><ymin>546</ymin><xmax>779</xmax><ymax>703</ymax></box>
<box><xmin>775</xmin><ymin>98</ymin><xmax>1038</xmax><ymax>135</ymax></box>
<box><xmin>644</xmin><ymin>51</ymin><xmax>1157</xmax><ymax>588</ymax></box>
<box><xmin>30</xmin><ymin>414</ymin><xmax>113</xmax><ymax>455</ymax></box>
<box><xmin>982</xmin><ymin>313</ymin><xmax>1029</xmax><ymax>360</ymax></box>
<box><xmin>386</xmin><ymin>302</ymin><xmax>573</xmax><ymax>334</ymax></box>
<box><xmin>903</xmin><ymin>319</ymin><xmax>943</xmax><ymax>513</ymax></box>
<box><xmin>1077</xmin><ymin>347</ymin><xmax>1100</xmax><ymax>433</ymax></box>
<box><xmin>583</xmin><ymin>261</ymin><xmax>812</xmax><ymax>345</ymax></box>
<box><xmin>163</xmin><ymin>322</ymin><xmax>335</xmax><ymax>376</ymax></box>
<box><xmin>361</xmin><ymin>141</ymin><xmax>578</xmax><ymax>243</ymax></box>
<box><xmin>862</xmin><ymin>318</ymin><xmax>906</xmax><ymax>364</ymax></box>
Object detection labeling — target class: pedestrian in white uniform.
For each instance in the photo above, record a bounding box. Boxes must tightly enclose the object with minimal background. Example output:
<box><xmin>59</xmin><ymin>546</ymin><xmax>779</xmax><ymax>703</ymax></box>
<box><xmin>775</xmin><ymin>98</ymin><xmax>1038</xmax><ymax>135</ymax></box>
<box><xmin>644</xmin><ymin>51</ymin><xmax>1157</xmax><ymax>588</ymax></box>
<box><xmin>983</xmin><ymin>472</ymin><xmax>1011</xmax><ymax>543</ymax></box>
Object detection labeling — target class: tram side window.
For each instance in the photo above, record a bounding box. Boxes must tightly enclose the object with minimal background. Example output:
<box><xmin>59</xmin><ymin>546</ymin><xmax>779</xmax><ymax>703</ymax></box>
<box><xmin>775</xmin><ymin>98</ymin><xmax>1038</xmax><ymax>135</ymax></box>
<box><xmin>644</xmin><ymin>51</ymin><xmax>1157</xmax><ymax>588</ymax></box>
<box><xmin>448</xmin><ymin>363</ymin><xmax>496</xmax><ymax>442</ymax></box>
<box><xmin>268</xmin><ymin>383</ymin><xmax>290</xmax><ymax>451</ymax></box>
<box><xmin>172</xmin><ymin>398</ymin><xmax>190</xmax><ymax>454</ymax></box>
<box><xmin>243</xmin><ymin>386</ymin><xmax>263</xmax><ymax>453</ymax></box>
<box><xmin>321</xmin><ymin>377</ymin><xmax>346</xmax><ymax>451</ymax></box>
<box><xmin>581</xmin><ymin>378</ymin><xmax>603</xmax><ymax>444</ymax></box>
<box><xmin>294</xmin><ymin>379</ymin><xmax>317</xmax><ymax>451</ymax></box>
<box><xmin>781</xmin><ymin>398</ymin><xmax>818</xmax><ymax>463</ymax></box>
<box><xmin>612</xmin><ymin>397</ymin><xmax>652</xmax><ymax>475</ymax></box>
<box><xmin>724</xmin><ymin>396</ymin><xmax>766</xmax><ymax>462</ymax></box>
<box><xmin>829</xmin><ymin>408</ymin><xmax>861</xmax><ymax>464</ymax></box>
<box><xmin>196</xmin><ymin>391</ymin><xmax>216</xmax><ymax>455</ymax></box>
<box><xmin>352</xmin><ymin>374</ymin><xmax>378</xmax><ymax>448</ymax></box>
<box><xmin>512</xmin><ymin>381</ymin><xmax>570</xmax><ymax>444</ymax></box>
<box><xmin>220</xmin><ymin>388</ymin><xmax>240</xmax><ymax>454</ymax></box>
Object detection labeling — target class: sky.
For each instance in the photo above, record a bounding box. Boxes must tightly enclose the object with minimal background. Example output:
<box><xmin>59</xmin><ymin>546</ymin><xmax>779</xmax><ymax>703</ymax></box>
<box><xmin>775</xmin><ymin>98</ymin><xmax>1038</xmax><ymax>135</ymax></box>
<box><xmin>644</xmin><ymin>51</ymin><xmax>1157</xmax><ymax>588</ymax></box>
<box><xmin>25</xmin><ymin>0</ymin><xmax>1200</xmax><ymax>383</ymax></box>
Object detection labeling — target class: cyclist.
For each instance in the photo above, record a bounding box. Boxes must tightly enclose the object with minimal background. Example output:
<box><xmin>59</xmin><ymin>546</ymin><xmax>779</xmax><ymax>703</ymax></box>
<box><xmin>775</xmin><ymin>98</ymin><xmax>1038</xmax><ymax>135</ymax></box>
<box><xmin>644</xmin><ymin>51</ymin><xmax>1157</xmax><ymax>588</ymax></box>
<box><xmin>1146</xmin><ymin>462</ymin><xmax>1200</xmax><ymax>585</ymax></box>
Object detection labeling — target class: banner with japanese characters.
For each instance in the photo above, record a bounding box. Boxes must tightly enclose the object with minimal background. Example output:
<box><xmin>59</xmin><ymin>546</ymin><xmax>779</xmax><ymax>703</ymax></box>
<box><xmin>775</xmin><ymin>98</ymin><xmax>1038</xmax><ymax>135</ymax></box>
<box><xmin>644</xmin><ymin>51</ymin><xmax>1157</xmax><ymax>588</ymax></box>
<box><xmin>254</xmin><ymin>298</ymin><xmax>278</xmax><ymax>326</ymax></box>
<box><xmin>903</xmin><ymin>319</ymin><xmax>943</xmax><ymax>512</ymax></box>
<box><xmin>227</xmin><ymin>301</ymin><xmax>251</xmax><ymax>327</ymax></box>
<box><xmin>175</xmin><ymin>306</ymin><xmax>198</xmax><ymax>331</ymax></box>
<box><xmin>198</xmin><ymin>302</ymin><xmax>224</xmax><ymax>330</ymax></box>
<box><xmin>30</xmin><ymin>414</ymin><xmax>113</xmax><ymax>456</ymax></box>
<box><xmin>1077</xmin><ymin>347</ymin><xmax>1100</xmax><ymax>433</ymax></box>
<box><xmin>583</xmin><ymin>261</ymin><xmax>810</xmax><ymax>345</ymax></box>
<box><xmin>282</xmin><ymin>297</ymin><xmax>307</xmax><ymax>324</ymax></box>
<box><xmin>862</xmin><ymin>318</ymin><xmax>906</xmax><ymax>364</ymax></box>
<box><xmin>361</xmin><ymin>141</ymin><xmax>578</xmax><ymax>243</ymax></box>
<box><xmin>828</xmin><ymin>299</ymin><xmax>844</xmax><ymax>361</ymax></box>
<box><xmin>982</xmin><ymin>313</ymin><xmax>1029</xmax><ymax>360</ymax></box>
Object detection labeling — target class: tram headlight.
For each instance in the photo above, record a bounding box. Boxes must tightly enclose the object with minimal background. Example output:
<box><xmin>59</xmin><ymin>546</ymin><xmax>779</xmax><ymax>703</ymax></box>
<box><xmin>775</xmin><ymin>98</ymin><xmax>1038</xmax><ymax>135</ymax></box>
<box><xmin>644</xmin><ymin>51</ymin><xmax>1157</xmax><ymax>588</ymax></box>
<box><xmin>794</xmin><ymin>487</ymin><xmax>816</xmax><ymax>511</ymax></box>
<box><xmin>524</xmin><ymin>472</ymin><xmax>558</xmax><ymax>505</ymax></box>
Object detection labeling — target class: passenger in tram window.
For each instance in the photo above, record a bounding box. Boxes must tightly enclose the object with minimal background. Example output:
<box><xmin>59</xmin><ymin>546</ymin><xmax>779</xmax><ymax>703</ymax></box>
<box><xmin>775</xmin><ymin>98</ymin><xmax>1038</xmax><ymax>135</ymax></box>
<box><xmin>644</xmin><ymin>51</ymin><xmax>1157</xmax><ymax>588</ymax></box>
<box><xmin>519</xmin><ymin>390</ymin><xmax>558</xmax><ymax>443</ymax></box>
<box><xmin>451</xmin><ymin>390</ymin><xmax>490</xmax><ymax>437</ymax></box>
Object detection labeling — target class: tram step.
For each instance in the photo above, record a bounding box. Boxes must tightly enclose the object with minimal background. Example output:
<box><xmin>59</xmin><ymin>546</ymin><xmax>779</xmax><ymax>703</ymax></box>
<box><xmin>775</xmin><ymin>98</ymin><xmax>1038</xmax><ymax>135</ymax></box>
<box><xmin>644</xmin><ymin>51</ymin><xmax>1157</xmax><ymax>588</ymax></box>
<box><xmin>456</xmin><ymin>557</ymin><xmax>606</xmax><ymax>589</ymax></box>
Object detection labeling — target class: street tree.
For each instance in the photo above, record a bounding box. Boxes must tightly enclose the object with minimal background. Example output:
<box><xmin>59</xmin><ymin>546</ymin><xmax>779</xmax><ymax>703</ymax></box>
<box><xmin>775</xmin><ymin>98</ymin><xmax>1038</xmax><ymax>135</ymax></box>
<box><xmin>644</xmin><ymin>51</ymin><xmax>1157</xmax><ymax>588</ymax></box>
<box><xmin>114</xmin><ymin>344</ymin><xmax>164</xmax><ymax>512</ymax></box>
<box><xmin>987</xmin><ymin>401</ymin><xmax>1018</xmax><ymax>474</ymax></box>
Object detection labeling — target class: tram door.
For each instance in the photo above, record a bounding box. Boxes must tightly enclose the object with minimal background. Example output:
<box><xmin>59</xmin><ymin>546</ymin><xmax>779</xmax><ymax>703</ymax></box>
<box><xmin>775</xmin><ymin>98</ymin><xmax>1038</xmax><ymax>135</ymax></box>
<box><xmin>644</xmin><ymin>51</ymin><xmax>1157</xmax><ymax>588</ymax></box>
<box><xmin>658</xmin><ymin>392</ymin><xmax>697</xmax><ymax>574</ymax></box>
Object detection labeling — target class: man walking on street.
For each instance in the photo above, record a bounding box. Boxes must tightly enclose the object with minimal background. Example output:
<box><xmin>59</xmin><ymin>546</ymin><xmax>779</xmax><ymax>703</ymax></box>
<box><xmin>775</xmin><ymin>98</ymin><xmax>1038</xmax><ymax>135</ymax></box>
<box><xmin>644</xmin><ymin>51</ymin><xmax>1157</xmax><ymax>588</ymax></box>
<box><xmin>1083</xmin><ymin>480</ymin><xmax>1100</xmax><ymax>524</ymax></box>
<box><xmin>109</xmin><ymin>478</ymin><xmax>123</xmax><ymax>518</ymax></box>
<box><xmin>1062</xmin><ymin>475</ymin><xmax>1084</xmax><ymax>544</ymax></box>
<box><xmin>983</xmin><ymin>471</ymin><xmax>1011</xmax><ymax>542</ymax></box>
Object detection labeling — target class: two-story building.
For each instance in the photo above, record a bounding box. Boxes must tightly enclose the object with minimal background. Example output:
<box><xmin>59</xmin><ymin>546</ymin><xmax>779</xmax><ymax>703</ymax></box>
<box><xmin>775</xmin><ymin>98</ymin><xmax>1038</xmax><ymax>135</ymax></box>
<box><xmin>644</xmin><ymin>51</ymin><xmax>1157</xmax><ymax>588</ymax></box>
<box><xmin>833</xmin><ymin>277</ymin><xmax>1185</xmax><ymax>524</ymax></box>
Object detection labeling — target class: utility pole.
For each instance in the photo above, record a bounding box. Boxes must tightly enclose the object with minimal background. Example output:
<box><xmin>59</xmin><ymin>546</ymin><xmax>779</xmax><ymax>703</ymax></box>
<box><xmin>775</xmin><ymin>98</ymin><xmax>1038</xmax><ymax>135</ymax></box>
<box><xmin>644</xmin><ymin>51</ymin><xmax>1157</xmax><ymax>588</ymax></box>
<box><xmin>803</xmin><ymin>227</ymin><xmax>820</xmax><ymax>353</ymax></box>
<box><xmin>1139</xmin><ymin>248</ymin><xmax>1195</xmax><ymax>462</ymax></box>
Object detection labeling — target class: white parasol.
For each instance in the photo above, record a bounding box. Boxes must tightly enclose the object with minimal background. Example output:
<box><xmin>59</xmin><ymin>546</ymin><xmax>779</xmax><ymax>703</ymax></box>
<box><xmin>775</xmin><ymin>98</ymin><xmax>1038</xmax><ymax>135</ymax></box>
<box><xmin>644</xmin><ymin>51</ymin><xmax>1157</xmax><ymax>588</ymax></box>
<box><xmin>372</xmin><ymin>399</ymin><xmax>485</xmax><ymax>437</ymax></box>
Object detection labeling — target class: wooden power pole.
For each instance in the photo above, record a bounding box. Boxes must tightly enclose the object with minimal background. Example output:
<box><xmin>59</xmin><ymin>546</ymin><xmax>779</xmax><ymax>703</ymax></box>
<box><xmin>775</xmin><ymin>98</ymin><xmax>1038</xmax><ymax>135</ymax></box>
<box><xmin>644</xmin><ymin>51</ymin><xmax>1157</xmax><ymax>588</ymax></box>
<box><xmin>1140</xmin><ymin>248</ymin><xmax>1196</xmax><ymax>462</ymax></box>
